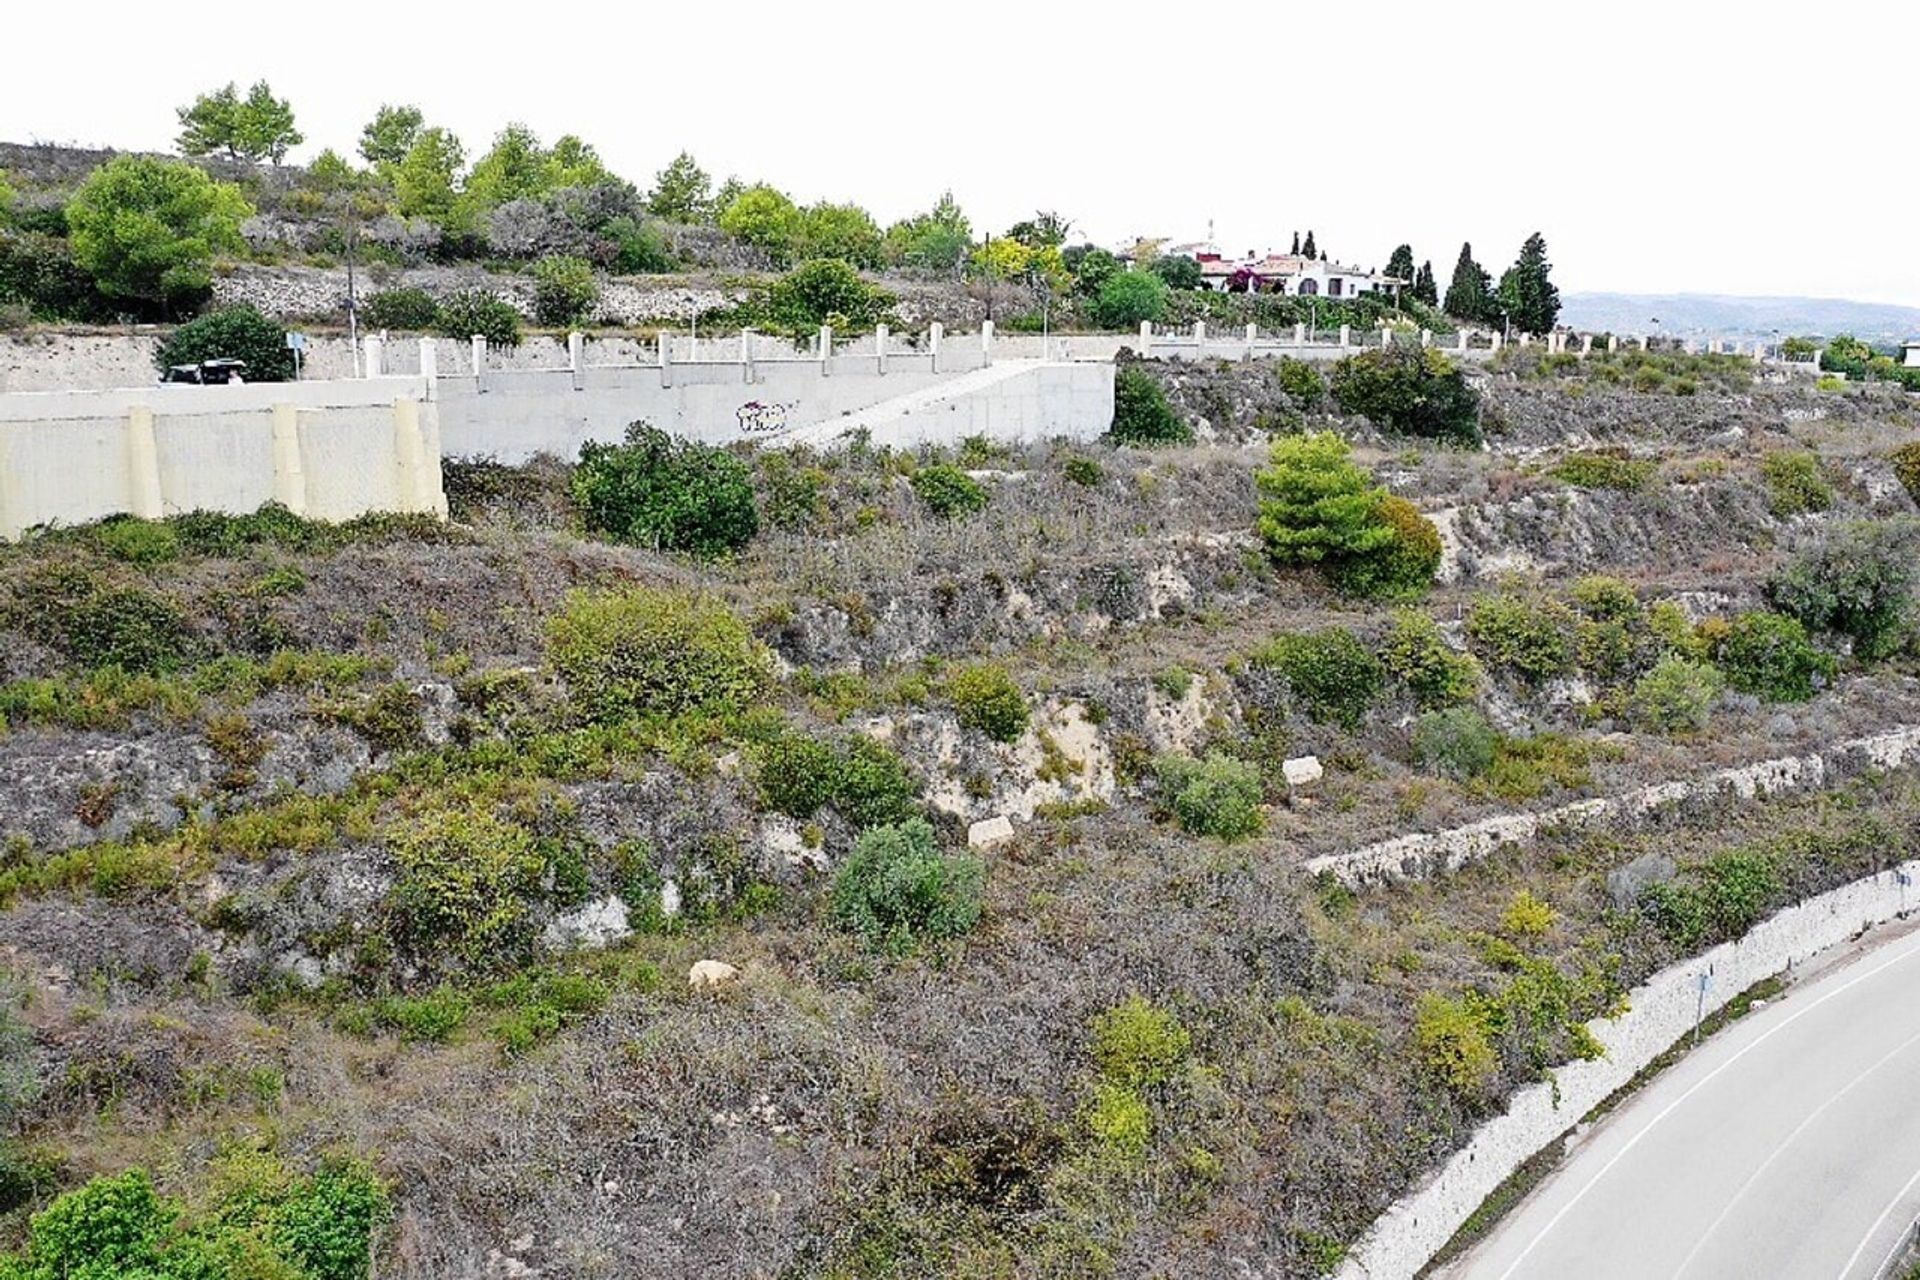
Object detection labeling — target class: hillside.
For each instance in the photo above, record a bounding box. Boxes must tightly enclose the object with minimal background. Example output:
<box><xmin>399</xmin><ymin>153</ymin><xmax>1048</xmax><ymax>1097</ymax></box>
<box><xmin>1562</xmin><ymin>291</ymin><xmax>1920</xmax><ymax>345</ymax></box>
<box><xmin>0</xmin><ymin>346</ymin><xmax>1916</xmax><ymax>1275</ymax></box>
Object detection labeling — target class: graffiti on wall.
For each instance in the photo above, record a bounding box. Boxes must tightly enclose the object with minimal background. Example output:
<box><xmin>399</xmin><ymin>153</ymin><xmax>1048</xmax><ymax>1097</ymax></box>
<box><xmin>735</xmin><ymin>400</ymin><xmax>798</xmax><ymax>435</ymax></box>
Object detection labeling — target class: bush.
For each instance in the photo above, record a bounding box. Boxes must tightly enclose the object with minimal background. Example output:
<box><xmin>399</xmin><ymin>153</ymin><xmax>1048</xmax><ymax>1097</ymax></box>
<box><xmin>1090</xmin><ymin>996</ymin><xmax>1191</xmax><ymax>1088</ymax></box>
<box><xmin>1759</xmin><ymin>450</ymin><xmax>1832</xmax><ymax>517</ymax></box>
<box><xmin>87</xmin><ymin>516</ymin><xmax>180</xmax><ymax>567</ymax></box>
<box><xmin>1413</xmin><ymin>992</ymin><xmax>1497</xmax><ymax>1097</ymax></box>
<box><xmin>361</xmin><ymin>286</ymin><xmax>441</xmax><ymax>331</ymax></box>
<box><xmin>755</xmin><ymin>730</ymin><xmax>919</xmax><ymax>829</ymax></box>
<box><xmin>1329</xmin><ymin>493</ymin><xmax>1442</xmax><ymax>600</ymax></box>
<box><xmin>1891</xmin><ymin>443</ymin><xmax>1920</xmax><ymax>504</ymax></box>
<box><xmin>949</xmin><ymin>663</ymin><xmax>1028</xmax><ymax>742</ymax></box>
<box><xmin>1063</xmin><ymin>456</ymin><xmax>1104</xmax><ymax>487</ymax></box>
<box><xmin>1502</xmin><ymin>890</ymin><xmax>1557</xmax><ymax>939</ymax></box>
<box><xmin>1091</xmin><ymin>270</ymin><xmax>1169</xmax><ymax>329</ymax></box>
<box><xmin>1154</xmin><ymin>752</ymin><xmax>1264</xmax><ymax>840</ymax></box>
<box><xmin>1466</xmin><ymin>593</ymin><xmax>1574</xmax><ymax>683</ymax></box>
<box><xmin>603</xmin><ymin>215</ymin><xmax>675</xmax><ymax>274</ymax></box>
<box><xmin>1109</xmin><ymin>366</ymin><xmax>1191</xmax><ymax>445</ymax></box>
<box><xmin>1715</xmin><ymin>611</ymin><xmax>1833</xmax><ymax>702</ymax></box>
<box><xmin>757</xmin><ymin>455</ymin><xmax>829</xmax><ymax>533</ymax></box>
<box><xmin>1412</xmin><ymin>706</ymin><xmax>1498</xmax><ymax>780</ymax></box>
<box><xmin>66</xmin><ymin>155</ymin><xmax>251</xmax><ymax>313</ymax></box>
<box><xmin>9</xmin><ymin>568</ymin><xmax>198</xmax><ymax>674</ymax></box>
<box><xmin>1765</xmin><ymin>521</ymin><xmax>1918</xmax><ymax>661</ymax></box>
<box><xmin>1251</xmin><ymin>628</ymin><xmax>1384</xmax><ymax>728</ymax></box>
<box><xmin>435</xmin><ymin>289</ymin><xmax>522</xmax><ymax>346</ymax></box>
<box><xmin>1329</xmin><ymin>347</ymin><xmax>1481</xmax><ymax>445</ymax></box>
<box><xmin>155</xmin><ymin>304</ymin><xmax>293</xmax><ymax>381</ymax></box>
<box><xmin>830</xmin><ymin>817</ymin><xmax>984</xmax><ymax>954</ymax></box>
<box><xmin>1255</xmin><ymin>431</ymin><xmax>1394</xmax><ymax>570</ymax></box>
<box><xmin>1382</xmin><ymin>610</ymin><xmax>1481</xmax><ymax>708</ymax></box>
<box><xmin>1551</xmin><ymin>449</ymin><xmax>1655</xmax><ymax>491</ymax></box>
<box><xmin>386</xmin><ymin>804</ymin><xmax>551</xmax><ymax>970</ymax></box>
<box><xmin>531</xmin><ymin>254</ymin><xmax>600</xmax><ymax>326</ymax></box>
<box><xmin>572</xmin><ymin>422</ymin><xmax>759</xmax><ymax>556</ymax></box>
<box><xmin>545</xmin><ymin>585</ymin><xmax>774</xmax><ymax>723</ymax></box>
<box><xmin>1640</xmin><ymin>849</ymin><xmax>1780</xmax><ymax>948</ymax></box>
<box><xmin>1629</xmin><ymin>655</ymin><xmax>1724</xmax><ymax>733</ymax></box>
<box><xmin>766</xmin><ymin>257</ymin><xmax>891</xmax><ymax>332</ymax></box>
<box><xmin>911</xmin><ymin>464</ymin><xmax>989</xmax><ymax>519</ymax></box>
<box><xmin>1082</xmin><ymin>1080</ymin><xmax>1152</xmax><ymax>1160</ymax></box>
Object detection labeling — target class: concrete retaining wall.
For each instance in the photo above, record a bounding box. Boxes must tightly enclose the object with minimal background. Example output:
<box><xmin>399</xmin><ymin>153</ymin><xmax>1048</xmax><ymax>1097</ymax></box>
<box><xmin>1337</xmin><ymin>858</ymin><xmax>1920</xmax><ymax>1279</ymax></box>
<box><xmin>1306</xmin><ymin>726</ymin><xmax>1920</xmax><ymax>886</ymax></box>
<box><xmin>0</xmin><ymin>380</ymin><xmax>446</xmax><ymax>537</ymax></box>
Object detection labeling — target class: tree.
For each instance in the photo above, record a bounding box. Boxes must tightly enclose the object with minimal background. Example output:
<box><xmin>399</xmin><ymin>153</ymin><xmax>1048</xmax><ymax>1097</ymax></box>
<box><xmin>767</xmin><ymin>258</ymin><xmax>891</xmax><ymax>332</ymax></box>
<box><xmin>1496</xmin><ymin>231</ymin><xmax>1561</xmax><ymax>336</ymax></box>
<box><xmin>1385</xmin><ymin>244</ymin><xmax>1415</xmax><ymax>284</ymax></box>
<box><xmin>884</xmin><ymin>192</ymin><xmax>971</xmax><ymax>273</ymax></box>
<box><xmin>531</xmin><ymin>254</ymin><xmax>600</xmax><ymax>326</ymax></box>
<box><xmin>178</xmin><ymin>80</ymin><xmax>303</xmax><ymax>164</ymax></box>
<box><xmin>1330</xmin><ymin>347</ymin><xmax>1482</xmax><ymax>445</ymax></box>
<box><xmin>392</xmin><ymin>128</ymin><xmax>465</xmax><ymax>221</ymax></box>
<box><xmin>66</xmin><ymin>156</ymin><xmax>251</xmax><ymax>312</ymax></box>
<box><xmin>1090</xmin><ymin>270</ymin><xmax>1168</xmax><ymax>329</ymax></box>
<box><xmin>1256</xmin><ymin>432</ymin><xmax>1395</xmax><ymax>568</ymax></box>
<box><xmin>175</xmin><ymin>84</ymin><xmax>244</xmax><ymax>159</ymax></box>
<box><xmin>1065</xmin><ymin>244</ymin><xmax>1120</xmax><ymax>297</ymax></box>
<box><xmin>458</xmin><ymin>123</ymin><xmax>550</xmax><ymax>219</ymax></box>
<box><xmin>1290</xmin><ymin>231</ymin><xmax>1301</xmax><ymax>255</ymax></box>
<box><xmin>1301</xmin><ymin>230</ymin><xmax>1317</xmax><ymax>259</ymax></box>
<box><xmin>1008</xmin><ymin>211</ymin><xmax>1070</xmax><ymax>250</ymax></box>
<box><xmin>358</xmin><ymin>104</ymin><xmax>423</xmax><ymax>167</ymax></box>
<box><xmin>717</xmin><ymin>183</ymin><xmax>802</xmax><ymax>265</ymax></box>
<box><xmin>543</xmin><ymin>135</ymin><xmax>613</xmax><ymax>191</ymax></box>
<box><xmin>304</xmin><ymin>149</ymin><xmax>359</xmax><ymax>195</ymax></box>
<box><xmin>795</xmin><ymin>201</ymin><xmax>883</xmax><ymax>267</ymax></box>
<box><xmin>1413</xmin><ymin>260</ymin><xmax>1438</xmax><ymax>306</ymax></box>
<box><xmin>648</xmin><ymin>151</ymin><xmax>711</xmax><ymax>222</ymax></box>
<box><xmin>155</xmin><ymin>305</ymin><xmax>294</xmax><ymax>380</ymax></box>
<box><xmin>1443</xmin><ymin>242</ymin><xmax>1495</xmax><ymax>323</ymax></box>
<box><xmin>1150</xmin><ymin>254</ymin><xmax>1203</xmax><ymax>290</ymax></box>
<box><xmin>1109</xmin><ymin>366</ymin><xmax>1191</xmax><ymax>445</ymax></box>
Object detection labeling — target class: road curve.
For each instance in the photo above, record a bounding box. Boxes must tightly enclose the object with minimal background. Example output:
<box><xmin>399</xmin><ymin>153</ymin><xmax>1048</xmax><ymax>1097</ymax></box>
<box><xmin>1441</xmin><ymin>921</ymin><xmax>1920</xmax><ymax>1280</ymax></box>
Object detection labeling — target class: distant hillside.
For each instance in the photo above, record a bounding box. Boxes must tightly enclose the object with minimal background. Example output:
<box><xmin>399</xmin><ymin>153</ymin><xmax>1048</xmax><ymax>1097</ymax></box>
<box><xmin>1561</xmin><ymin>292</ymin><xmax>1920</xmax><ymax>346</ymax></box>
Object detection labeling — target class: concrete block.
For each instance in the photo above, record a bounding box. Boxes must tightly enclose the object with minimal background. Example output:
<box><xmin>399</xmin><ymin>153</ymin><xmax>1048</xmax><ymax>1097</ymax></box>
<box><xmin>968</xmin><ymin>815</ymin><xmax>1016</xmax><ymax>850</ymax></box>
<box><xmin>1282</xmin><ymin>756</ymin><xmax>1325</xmax><ymax>788</ymax></box>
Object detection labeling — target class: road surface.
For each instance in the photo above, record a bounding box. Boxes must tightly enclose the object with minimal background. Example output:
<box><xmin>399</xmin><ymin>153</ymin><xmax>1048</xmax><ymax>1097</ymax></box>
<box><xmin>1442</xmin><ymin>921</ymin><xmax>1920</xmax><ymax>1280</ymax></box>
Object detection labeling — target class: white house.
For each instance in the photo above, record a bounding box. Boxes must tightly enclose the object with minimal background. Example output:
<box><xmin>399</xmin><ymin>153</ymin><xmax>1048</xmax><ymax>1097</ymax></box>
<box><xmin>1193</xmin><ymin>251</ymin><xmax>1396</xmax><ymax>300</ymax></box>
<box><xmin>1903</xmin><ymin>339</ymin><xmax>1920</xmax><ymax>368</ymax></box>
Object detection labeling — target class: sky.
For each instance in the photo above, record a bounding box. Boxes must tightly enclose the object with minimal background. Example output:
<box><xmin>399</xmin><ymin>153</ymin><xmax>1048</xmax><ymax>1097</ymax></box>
<box><xmin>5</xmin><ymin>0</ymin><xmax>1917</xmax><ymax>307</ymax></box>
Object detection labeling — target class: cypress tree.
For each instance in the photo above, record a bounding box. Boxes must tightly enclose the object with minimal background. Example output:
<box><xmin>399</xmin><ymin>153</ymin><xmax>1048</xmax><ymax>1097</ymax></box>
<box><xmin>1302</xmin><ymin>230</ymin><xmax>1317</xmax><ymax>260</ymax></box>
<box><xmin>1496</xmin><ymin>232</ymin><xmax>1561</xmax><ymax>336</ymax></box>
<box><xmin>1413</xmin><ymin>261</ymin><xmax>1438</xmax><ymax>306</ymax></box>
<box><xmin>1291</xmin><ymin>231</ymin><xmax>1301</xmax><ymax>255</ymax></box>
<box><xmin>1443</xmin><ymin>242</ymin><xmax>1495</xmax><ymax>323</ymax></box>
<box><xmin>1385</xmin><ymin>244</ymin><xmax>1415</xmax><ymax>283</ymax></box>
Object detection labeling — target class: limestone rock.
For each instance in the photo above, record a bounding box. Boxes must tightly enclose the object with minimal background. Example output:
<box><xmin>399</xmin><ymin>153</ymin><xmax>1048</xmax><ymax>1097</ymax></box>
<box><xmin>1282</xmin><ymin>755</ymin><xmax>1325</xmax><ymax>788</ymax></box>
<box><xmin>1607</xmin><ymin>851</ymin><xmax>1677</xmax><ymax>910</ymax></box>
<box><xmin>968</xmin><ymin>815</ymin><xmax>1016</xmax><ymax>850</ymax></box>
<box><xmin>688</xmin><ymin>959</ymin><xmax>741</xmax><ymax>990</ymax></box>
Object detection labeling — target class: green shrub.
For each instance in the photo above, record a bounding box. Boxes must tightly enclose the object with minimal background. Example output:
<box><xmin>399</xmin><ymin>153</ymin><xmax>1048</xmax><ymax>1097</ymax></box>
<box><xmin>1715</xmin><ymin>611</ymin><xmax>1833</xmax><ymax>702</ymax></box>
<box><xmin>1062</xmin><ymin>456</ymin><xmax>1104</xmax><ymax>487</ymax></box>
<box><xmin>1765</xmin><ymin>521</ymin><xmax>1917</xmax><ymax>661</ymax></box>
<box><xmin>370</xmin><ymin>986</ymin><xmax>471</xmax><ymax>1042</ymax></box>
<box><xmin>155</xmin><ymin>304</ymin><xmax>294</xmax><ymax>381</ymax></box>
<box><xmin>1251</xmin><ymin>628</ymin><xmax>1384</xmax><ymax>728</ymax></box>
<box><xmin>1090</xmin><ymin>995</ymin><xmax>1190</xmax><ymax>1088</ymax></box>
<box><xmin>1413</xmin><ymin>992</ymin><xmax>1497</xmax><ymax>1096</ymax></box>
<box><xmin>604</xmin><ymin>216</ymin><xmax>676</xmax><ymax>274</ymax></box>
<box><xmin>766</xmin><ymin>257</ymin><xmax>892</xmax><ymax>332</ymax></box>
<box><xmin>270</xmin><ymin>1161</ymin><xmax>391</xmax><ymax>1280</ymax></box>
<box><xmin>1153</xmin><ymin>752</ymin><xmax>1264</xmax><ymax>840</ymax></box>
<box><xmin>1275</xmin><ymin>357</ymin><xmax>1324</xmax><ymax>407</ymax></box>
<box><xmin>1891</xmin><ymin>443</ymin><xmax>1920</xmax><ymax>504</ymax></box>
<box><xmin>530</xmin><ymin>254</ymin><xmax>600</xmax><ymax>326</ymax></box>
<box><xmin>386</xmin><ymin>805</ymin><xmax>551</xmax><ymax>971</ymax></box>
<box><xmin>1465</xmin><ymin>593</ymin><xmax>1574</xmax><ymax>683</ymax></box>
<box><xmin>1639</xmin><ymin>849</ymin><xmax>1780</xmax><ymax>948</ymax></box>
<box><xmin>758</xmin><ymin>455</ymin><xmax>829</xmax><ymax>532</ymax></box>
<box><xmin>1329</xmin><ymin>347</ymin><xmax>1480</xmax><ymax>445</ymax></box>
<box><xmin>1475</xmin><ymin>733</ymin><xmax>1594</xmax><ymax>802</ymax></box>
<box><xmin>1629</xmin><ymin>655</ymin><xmax>1724</xmax><ymax>733</ymax></box>
<box><xmin>1759</xmin><ymin>450</ymin><xmax>1832</xmax><ymax>517</ymax></box>
<box><xmin>1091</xmin><ymin>270</ymin><xmax>1168</xmax><ymax>329</ymax></box>
<box><xmin>948</xmin><ymin>662</ymin><xmax>1028</xmax><ymax>742</ymax></box>
<box><xmin>911</xmin><ymin>464</ymin><xmax>989</xmax><ymax>519</ymax></box>
<box><xmin>1255</xmin><ymin>431</ymin><xmax>1394</xmax><ymax>569</ymax></box>
<box><xmin>754</xmin><ymin>730</ymin><xmax>919</xmax><ymax>829</ymax></box>
<box><xmin>1502</xmin><ymin>889</ymin><xmax>1557</xmax><ymax>939</ymax></box>
<box><xmin>9</xmin><ymin>568</ymin><xmax>198</xmax><ymax>674</ymax></box>
<box><xmin>1568</xmin><ymin>575</ymin><xmax>1640</xmax><ymax>621</ymax></box>
<box><xmin>830</xmin><ymin>817</ymin><xmax>984</xmax><ymax>954</ymax></box>
<box><xmin>1109</xmin><ymin>366</ymin><xmax>1191</xmax><ymax>445</ymax></box>
<box><xmin>573</xmin><ymin>422</ymin><xmax>759</xmax><ymax>556</ymax></box>
<box><xmin>86</xmin><ymin>516</ymin><xmax>181</xmax><ymax>567</ymax></box>
<box><xmin>1329</xmin><ymin>493</ymin><xmax>1442</xmax><ymax>600</ymax></box>
<box><xmin>435</xmin><ymin>289</ymin><xmax>522</xmax><ymax>346</ymax></box>
<box><xmin>1382</xmin><ymin>610</ymin><xmax>1481</xmax><ymax>708</ymax></box>
<box><xmin>1412</xmin><ymin>706</ymin><xmax>1498</xmax><ymax>780</ymax></box>
<box><xmin>545</xmin><ymin>585</ymin><xmax>774</xmax><ymax>723</ymax></box>
<box><xmin>1082</xmin><ymin>1080</ymin><xmax>1151</xmax><ymax>1159</ymax></box>
<box><xmin>66</xmin><ymin>155</ymin><xmax>250</xmax><ymax>313</ymax></box>
<box><xmin>1550</xmin><ymin>449</ymin><xmax>1655</xmax><ymax>491</ymax></box>
<box><xmin>361</xmin><ymin>286</ymin><xmax>441</xmax><ymax>331</ymax></box>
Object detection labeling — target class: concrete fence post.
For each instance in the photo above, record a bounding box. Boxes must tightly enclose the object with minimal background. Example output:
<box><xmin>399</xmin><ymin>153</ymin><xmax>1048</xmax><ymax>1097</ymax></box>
<box><xmin>567</xmin><ymin>331</ymin><xmax>585</xmax><ymax>389</ymax></box>
<box><xmin>1582</xmin><ymin>334</ymin><xmax>1595</xmax><ymax>356</ymax></box>
<box><xmin>1294</xmin><ymin>322</ymin><xmax>1306</xmax><ymax>346</ymax></box>
<box><xmin>418</xmin><ymin>339</ymin><xmax>438</xmax><ymax>388</ymax></box>
<box><xmin>362</xmin><ymin>335</ymin><xmax>384</xmax><ymax>379</ymax></box>
<box><xmin>1458</xmin><ymin>330</ymin><xmax>1470</xmax><ymax>353</ymax></box>
<box><xmin>1381</xmin><ymin>327</ymin><xmax>1393</xmax><ymax>349</ymax></box>
<box><xmin>125</xmin><ymin>405</ymin><xmax>164</xmax><ymax>520</ymax></box>
<box><xmin>1338</xmin><ymin>324</ymin><xmax>1351</xmax><ymax>350</ymax></box>
<box><xmin>1139</xmin><ymin>320</ymin><xmax>1153</xmax><ymax>358</ymax></box>
<box><xmin>741</xmin><ymin>328</ymin><xmax>755</xmax><ymax>383</ymax></box>
<box><xmin>270</xmin><ymin>404</ymin><xmax>307</xmax><ymax>515</ymax></box>
<box><xmin>1491</xmin><ymin>331</ymin><xmax>1504</xmax><ymax>352</ymax></box>
<box><xmin>819</xmin><ymin>324</ymin><xmax>834</xmax><ymax>375</ymax></box>
<box><xmin>470</xmin><ymin>335</ymin><xmax>486</xmax><ymax>376</ymax></box>
<box><xmin>928</xmin><ymin>322</ymin><xmax>942</xmax><ymax>373</ymax></box>
<box><xmin>1245</xmin><ymin>322</ymin><xmax>1257</xmax><ymax>359</ymax></box>
<box><xmin>875</xmin><ymin>324</ymin><xmax>889</xmax><ymax>376</ymax></box>
<box><xmin>1609</xmin><ymin>334</ymin><xmax>1620</xmax><ymax>353</ymax></box>
<box><xmin>1640</xmin><ymin>334</ymin><xmax>1651</xmax><ymax>351</ymax></box>
<box><xmin>657</xmin><ymin>330</ymin><xmax>673</xmax><ymax>387</ymax></box>
<box><xmin>1421</xmin><ymin>329</ymin><xmax>1432</xmax><ymax>348</ymax></box>
<box><xmin>982</xmin><ymin>320</ymin><xmax>995</xmax><ymax>366</ymax></box>
<box><xmin>1192</xmin><ymin>320</ymin><xmax>1205</xmax><ymax>357</ymax></box>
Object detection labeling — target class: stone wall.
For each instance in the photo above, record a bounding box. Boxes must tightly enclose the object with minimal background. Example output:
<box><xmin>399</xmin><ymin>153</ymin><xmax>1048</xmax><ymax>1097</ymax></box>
<box><xmin>1337</xmin><ymin>858</ymin><xmax>1920</xmax><ymax>1279</ymax></box>
<box><xmin>1306</xmin><ymin>725</ymin><xmax>1920</xmax><ymax>885</ymax></box>
<box><xmin>209</xmin><ymin>265</ymin><xmax>750</xmax><ymax>327</ymax></box>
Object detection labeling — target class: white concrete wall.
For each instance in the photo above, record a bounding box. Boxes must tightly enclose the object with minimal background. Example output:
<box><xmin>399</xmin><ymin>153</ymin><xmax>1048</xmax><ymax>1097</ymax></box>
<box><xmin>0</xmin><ymin>382</ymin><xmax>446</xmax><ymax>538</ymax></box>
<box><xmin>1306</xmin><ymin>726</ymin><xmax>1920</xmax><ymax>886</ymax></box>
<box><xmin>1338</xmin><ymin>858</ymin><xmax>1920</xmax><ymax>1280</ymax></box>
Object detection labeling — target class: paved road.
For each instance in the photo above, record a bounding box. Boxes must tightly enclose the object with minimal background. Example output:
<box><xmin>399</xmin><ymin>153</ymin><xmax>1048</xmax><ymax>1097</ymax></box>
<box><xmin>1443</xmin><ymin>922</ymin><xmax>1920</xmax><ymax>1280</ymax></box>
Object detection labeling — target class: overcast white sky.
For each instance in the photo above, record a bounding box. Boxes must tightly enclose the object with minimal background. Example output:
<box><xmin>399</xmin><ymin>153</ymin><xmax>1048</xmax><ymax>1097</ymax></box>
<box><xmin>6</xmin><ymin>1</ymin><xmax>1916</xmax><ymax>305</ymax></box>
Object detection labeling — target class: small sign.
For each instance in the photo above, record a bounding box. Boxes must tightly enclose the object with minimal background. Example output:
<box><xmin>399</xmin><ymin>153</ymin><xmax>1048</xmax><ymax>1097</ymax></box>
<box><xmin>285</xmin><ymin>331</ymin><xmax>307</xmax><ymax>351</ymax></box>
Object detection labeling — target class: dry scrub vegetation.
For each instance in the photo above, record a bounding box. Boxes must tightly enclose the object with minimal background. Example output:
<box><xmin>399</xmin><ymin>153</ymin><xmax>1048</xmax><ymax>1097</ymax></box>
<box><xmin>0</xmin><ymin>354</ymin><xmax>1915</xmax><ymax>1277</ymax></box>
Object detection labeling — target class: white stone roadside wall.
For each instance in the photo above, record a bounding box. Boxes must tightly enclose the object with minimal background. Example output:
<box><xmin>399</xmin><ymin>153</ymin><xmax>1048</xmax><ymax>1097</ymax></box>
<box><xmin>1337</xmin><ymin>856</ymin><xmax>1920</xmax><ymax>1280</ymax></box>
<box><xmin>1307</xmin><ymin>726</ymin><xmax>1920</xmax><ymax>886</ymax></box>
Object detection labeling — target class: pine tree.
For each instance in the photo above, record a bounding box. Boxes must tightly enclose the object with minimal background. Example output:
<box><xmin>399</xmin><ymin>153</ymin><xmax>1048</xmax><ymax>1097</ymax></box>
<box><xmin>1291</xmin><ymin>231</ymin><xmax>1301</xmax><ymax>255</ymax></box>
<box><xmin>648</xmin><ymin>152</ymin><xmax>713</xmax><ymax>223</ymax></box>
<box><xmin>1302</xmin><ymin>230</ymin><xmax>1317</xmax><ymax>260</ymax></box>
<box><xmin>1385</xmin><ymin>244</ymin><xmax>1415</xmax><ymax>283</ymax></box>
<box><xmin>1413</xmin><ymin>260</ymin><xmax>1438</xmax><ymax>306</ymax></box>
<box><xmin>1496</xmin><ymin>232</ymin><xmax>1561</xmax><ymax>336</ymax></box>
<box><xmin>1443</xmin><ymin>242</ymin><xmax>1495</xmax><ymax>323</ymax></box>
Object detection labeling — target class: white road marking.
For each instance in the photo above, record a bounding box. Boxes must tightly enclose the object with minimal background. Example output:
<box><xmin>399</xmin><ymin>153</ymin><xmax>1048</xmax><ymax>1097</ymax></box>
<box><xmin>1493</xmin><ymin>931</ymin><xmax>1920</xmax><ymax>1280</ymax></box>
<box><xmin>1836</xmin><ymin>1161</ymin><xmax>1920</xmax><ymax>1280</ymax></box>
